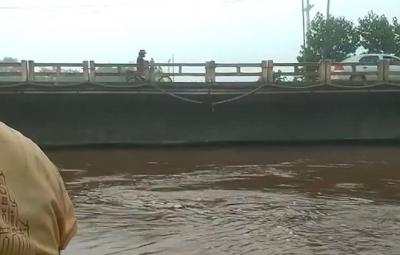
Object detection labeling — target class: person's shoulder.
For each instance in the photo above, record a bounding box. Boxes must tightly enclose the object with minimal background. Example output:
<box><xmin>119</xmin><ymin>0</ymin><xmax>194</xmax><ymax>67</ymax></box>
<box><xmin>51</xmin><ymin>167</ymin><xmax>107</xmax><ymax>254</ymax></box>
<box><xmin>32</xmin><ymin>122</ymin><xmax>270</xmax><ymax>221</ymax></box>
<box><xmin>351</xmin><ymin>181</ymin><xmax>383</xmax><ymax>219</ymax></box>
<box><xmin>0</xmin><ymin>122</ymin><xmax>23</xmax><ymax>144</ymax></box>
<box><xmin>0</xmin><ymin>122</ymin><xmax>42</xmax><ymax>159</ymax></box>
<box><xmin>0</xmin><ymin>122</ymin><xmax>35</xmax><ymax>144</ymax></box>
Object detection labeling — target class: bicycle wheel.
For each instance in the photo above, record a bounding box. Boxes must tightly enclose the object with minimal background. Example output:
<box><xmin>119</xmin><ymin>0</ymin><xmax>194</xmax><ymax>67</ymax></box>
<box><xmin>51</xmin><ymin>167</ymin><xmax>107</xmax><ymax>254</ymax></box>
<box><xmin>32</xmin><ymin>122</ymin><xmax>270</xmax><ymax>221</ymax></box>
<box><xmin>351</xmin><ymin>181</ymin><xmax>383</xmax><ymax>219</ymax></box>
<box><xmin>158</xmin><ymin>75</ymin><xmax>172</xmax><ymax>83</ymax></box>
<box><xmin>127</xmin><ymin>74</ymin><xmax>146</xmax><ymax>83</ymax></box>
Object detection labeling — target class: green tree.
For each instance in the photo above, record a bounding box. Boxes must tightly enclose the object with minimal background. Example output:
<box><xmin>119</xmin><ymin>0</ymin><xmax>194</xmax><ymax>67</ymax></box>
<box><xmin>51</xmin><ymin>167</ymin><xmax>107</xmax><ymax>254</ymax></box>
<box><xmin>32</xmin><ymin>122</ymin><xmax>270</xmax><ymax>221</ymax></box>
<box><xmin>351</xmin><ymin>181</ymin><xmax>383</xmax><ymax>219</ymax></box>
<box><xmin>0</xmin><ymin>57</ymin><xmax>19</xmax><ymax>72</ymax></box>
<box><xmin>358</xmin><ymin>11</ymin><xmax>396</xmax><ymax>54</ymax></box>
<box><xmin>298</xmin><ymin>13</ymin><xmax>359</xmax><ymax>63</ymax></box>
<box><xmin>297</xmin><ymin>13</ymin><xmax>359</xmax><ymax>82</ymax></box>
<box><xmin>1</xmin><ymin>57</ymin><xmax>18</xmax><ymax>62</ymax></box>
<box><xmin>393</xmin><ymin>17</ymin><xmax>400</xmax><ymax>56</ymax></box>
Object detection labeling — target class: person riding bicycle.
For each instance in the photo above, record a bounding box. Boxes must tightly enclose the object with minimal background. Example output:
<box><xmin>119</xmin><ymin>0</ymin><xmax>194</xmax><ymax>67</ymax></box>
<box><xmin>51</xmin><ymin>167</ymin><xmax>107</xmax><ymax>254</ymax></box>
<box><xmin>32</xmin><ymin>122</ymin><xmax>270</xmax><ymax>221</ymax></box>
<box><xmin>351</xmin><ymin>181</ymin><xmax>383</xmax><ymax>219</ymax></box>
<box><xmin>136</xmin><ymin>49</ymin><xmax>150</xmax><ymax>79</ymax></box>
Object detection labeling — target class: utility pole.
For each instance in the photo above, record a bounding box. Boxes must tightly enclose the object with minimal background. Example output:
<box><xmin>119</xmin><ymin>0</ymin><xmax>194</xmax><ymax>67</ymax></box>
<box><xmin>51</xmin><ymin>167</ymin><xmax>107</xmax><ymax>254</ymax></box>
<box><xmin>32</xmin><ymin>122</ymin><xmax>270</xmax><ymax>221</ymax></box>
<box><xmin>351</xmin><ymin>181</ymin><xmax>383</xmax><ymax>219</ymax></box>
<box><xmin>303</xmin><ymin>0</ymin><xmax>314</xmax><ymax>46</ymax></box>
<box><xmin>326</xmin><ymin>0</ymin><xmax>331</xmax><ymax>20</ymax></box>
<box><xmin>302</xmin><ymin>0</ymin><xmax>306</xmax><ymax>47</ymax></box>
<box><xmin>324</xmin><ymin>0</ymin><xmax>331</xmax><ymax>59</ymax></box>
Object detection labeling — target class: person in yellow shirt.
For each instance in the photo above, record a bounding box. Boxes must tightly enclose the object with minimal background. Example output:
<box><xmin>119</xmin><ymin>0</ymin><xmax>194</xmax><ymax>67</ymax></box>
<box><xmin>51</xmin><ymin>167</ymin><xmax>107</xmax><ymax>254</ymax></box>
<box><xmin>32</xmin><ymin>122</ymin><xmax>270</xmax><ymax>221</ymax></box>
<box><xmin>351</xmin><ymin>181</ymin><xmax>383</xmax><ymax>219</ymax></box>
<box><xmin>0</xmin><ymin>122</ymin><xmax>77</xmax><ymax>255</ymax></box>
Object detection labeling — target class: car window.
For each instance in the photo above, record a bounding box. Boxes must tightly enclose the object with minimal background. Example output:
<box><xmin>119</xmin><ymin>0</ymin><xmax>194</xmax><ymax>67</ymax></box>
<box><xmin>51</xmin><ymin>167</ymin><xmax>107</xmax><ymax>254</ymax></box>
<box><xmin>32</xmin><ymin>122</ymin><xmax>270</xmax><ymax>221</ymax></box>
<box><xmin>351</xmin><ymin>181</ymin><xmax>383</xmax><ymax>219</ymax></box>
<box><xmin>359</xmin><ymin>56</ymin><xmax>379</xmax><ymax>65</ymax></box>
<box><xmin>383</xmin><ymin>56</ymin><xmax>400</xmax><ymax>64</ymax></box>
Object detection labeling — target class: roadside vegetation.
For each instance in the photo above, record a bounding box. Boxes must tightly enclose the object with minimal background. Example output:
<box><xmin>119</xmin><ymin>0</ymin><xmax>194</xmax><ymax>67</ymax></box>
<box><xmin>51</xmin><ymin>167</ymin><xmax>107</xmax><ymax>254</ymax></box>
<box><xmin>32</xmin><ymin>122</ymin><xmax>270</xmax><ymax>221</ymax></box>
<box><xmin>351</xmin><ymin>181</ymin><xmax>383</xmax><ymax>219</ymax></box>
<box><xmin>299</xmin><ymin>11</ymin><xmax>400</xmax><ymax>63</ymax></box>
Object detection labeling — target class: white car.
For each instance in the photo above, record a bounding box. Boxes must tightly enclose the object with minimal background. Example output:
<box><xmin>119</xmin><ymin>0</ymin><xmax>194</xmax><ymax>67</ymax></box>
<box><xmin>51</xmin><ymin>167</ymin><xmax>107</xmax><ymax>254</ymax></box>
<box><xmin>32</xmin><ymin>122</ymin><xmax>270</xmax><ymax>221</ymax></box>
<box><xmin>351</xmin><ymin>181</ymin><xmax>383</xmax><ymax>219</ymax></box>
<box><xmin>331</xmin><ymin>54</ymin><xmax>400</xmax><ymax>81</ymax></box>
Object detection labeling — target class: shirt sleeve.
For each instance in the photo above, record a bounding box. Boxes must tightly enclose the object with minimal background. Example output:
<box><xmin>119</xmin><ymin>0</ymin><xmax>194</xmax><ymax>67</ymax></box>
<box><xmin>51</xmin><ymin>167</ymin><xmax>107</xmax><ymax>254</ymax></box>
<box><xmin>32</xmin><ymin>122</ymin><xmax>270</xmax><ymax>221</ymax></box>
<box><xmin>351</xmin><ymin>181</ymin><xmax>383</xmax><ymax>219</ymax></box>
<box><xmin>1</xmin><ymin>123</ymin><xmax>78</xmax><ymax>252</ymax></box>
<box><xmin>53</xmin><ymin>167</ymin><xmax>77</xmax><ymax>250</ymax></box>
<box><xmin>24</xmin><ymin>137</ymin><xmax>78</xmax><ymax>250</ymax></box>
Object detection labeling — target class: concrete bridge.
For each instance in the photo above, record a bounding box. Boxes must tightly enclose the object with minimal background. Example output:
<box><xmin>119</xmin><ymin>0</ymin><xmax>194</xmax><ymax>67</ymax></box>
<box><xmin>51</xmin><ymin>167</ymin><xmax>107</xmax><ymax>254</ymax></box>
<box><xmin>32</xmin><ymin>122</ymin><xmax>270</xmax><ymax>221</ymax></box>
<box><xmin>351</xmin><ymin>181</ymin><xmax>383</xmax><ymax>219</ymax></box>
<box><xmin>1</xmin><ymin>60</ymin><xmax>400</xmax><ymax>146</ymax></box>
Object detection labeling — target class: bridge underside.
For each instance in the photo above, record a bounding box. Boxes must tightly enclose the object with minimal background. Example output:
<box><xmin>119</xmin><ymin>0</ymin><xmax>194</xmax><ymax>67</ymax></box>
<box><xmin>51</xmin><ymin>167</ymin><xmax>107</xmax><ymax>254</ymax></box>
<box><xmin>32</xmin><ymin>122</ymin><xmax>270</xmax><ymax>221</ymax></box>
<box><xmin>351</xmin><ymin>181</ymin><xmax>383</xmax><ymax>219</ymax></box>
<box><xmin>1</xmin><ymin>82</ymin><xmax>400</xmax><ymax>146</ymax></box>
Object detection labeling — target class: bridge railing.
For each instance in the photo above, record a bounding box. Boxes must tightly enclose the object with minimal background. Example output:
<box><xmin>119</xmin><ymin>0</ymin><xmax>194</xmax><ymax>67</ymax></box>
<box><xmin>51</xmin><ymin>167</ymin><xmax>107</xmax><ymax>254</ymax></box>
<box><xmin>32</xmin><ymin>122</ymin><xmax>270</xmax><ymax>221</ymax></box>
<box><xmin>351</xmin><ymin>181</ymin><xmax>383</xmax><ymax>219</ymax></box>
<box><xmin>27</xmin><ymin>61</ymin><xmax>89</xmax><ymax>84</ymax></box>
<box><xmin>387</xmin><ymin>62</ymin><xmax>400</xmax><ymax>81</ymax></box>
<box><xmin>88</xmin><ymin>62</ymin><xmax>137</xmax><ymax>83</ymax></box>
<box><xmin>152</xmin><ymin>61</ymin><xmax>324</xmax><ymax>84</ymax></box>
<box><xmin>0</xmin><ymin>61</ymin><xmax>28</xmax><ymax>82</ymax></box>
<box><xmin>0</xmin><ymin>59</ymin><xmax>399</xmax><ymax>86</ymax></box>
<box><xmin>147</xmin><ymin>62</ymin><xmax>206</xmax><ymax>82</ymax></box>
<box><xmin>330</xmin><ymin>60</ymin><xmax>400</xmax><ymax>83</ymax></box>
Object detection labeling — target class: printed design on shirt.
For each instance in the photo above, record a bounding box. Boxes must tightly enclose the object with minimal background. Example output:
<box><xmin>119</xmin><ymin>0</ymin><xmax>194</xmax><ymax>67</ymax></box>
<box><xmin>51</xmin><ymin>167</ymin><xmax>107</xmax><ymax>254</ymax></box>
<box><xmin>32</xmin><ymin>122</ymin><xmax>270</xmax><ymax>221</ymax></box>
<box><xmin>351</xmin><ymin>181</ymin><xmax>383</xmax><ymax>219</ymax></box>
<box><xmin>0</xmin><ymin>171</ymin><xmax>32</xmax><ymax>255</ymax></box>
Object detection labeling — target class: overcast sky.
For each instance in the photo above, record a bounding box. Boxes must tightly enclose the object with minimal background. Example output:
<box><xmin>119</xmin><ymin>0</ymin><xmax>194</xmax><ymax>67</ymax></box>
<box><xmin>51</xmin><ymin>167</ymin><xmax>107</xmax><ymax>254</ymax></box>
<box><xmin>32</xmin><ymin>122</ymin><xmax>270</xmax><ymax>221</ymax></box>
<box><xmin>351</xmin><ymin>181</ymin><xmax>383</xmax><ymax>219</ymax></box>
<box><xmin>1</xmin><ymin>0</ymin><xmax>398</xmax><ymax>63</ymax></box>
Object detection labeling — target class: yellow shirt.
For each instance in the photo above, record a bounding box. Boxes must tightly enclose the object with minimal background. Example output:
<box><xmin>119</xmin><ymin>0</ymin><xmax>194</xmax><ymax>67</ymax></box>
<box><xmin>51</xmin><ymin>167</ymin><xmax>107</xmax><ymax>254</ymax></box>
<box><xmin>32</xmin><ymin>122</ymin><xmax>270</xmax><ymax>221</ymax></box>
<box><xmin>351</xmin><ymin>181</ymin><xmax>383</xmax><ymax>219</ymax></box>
<box><xmin>0</xmin><ymin>122</ymin><xmax>77</xmax><ymax>255</ymax></box>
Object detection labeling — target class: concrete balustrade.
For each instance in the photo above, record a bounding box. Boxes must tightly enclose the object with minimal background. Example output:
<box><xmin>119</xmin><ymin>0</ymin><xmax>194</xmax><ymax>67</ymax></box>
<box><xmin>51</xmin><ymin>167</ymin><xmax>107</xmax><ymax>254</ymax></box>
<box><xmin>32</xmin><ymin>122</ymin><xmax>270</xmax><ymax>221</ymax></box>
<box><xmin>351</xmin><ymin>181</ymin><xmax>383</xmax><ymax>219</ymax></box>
<box><xmin>0</xmin><ymin>59</ymin><xmax>398</xmax><ymax>86</ymax></box>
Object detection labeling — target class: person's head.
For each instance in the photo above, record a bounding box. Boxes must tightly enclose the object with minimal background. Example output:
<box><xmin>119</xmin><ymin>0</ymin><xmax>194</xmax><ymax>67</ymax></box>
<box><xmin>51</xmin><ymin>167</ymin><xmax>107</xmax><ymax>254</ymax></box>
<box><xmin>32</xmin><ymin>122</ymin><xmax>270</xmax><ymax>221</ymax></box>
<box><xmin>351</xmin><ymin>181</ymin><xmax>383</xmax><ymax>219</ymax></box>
<box><xmin>139</xmin><ymin>49</ymin><xmax>147</xmax><ymax>57</ymax></box>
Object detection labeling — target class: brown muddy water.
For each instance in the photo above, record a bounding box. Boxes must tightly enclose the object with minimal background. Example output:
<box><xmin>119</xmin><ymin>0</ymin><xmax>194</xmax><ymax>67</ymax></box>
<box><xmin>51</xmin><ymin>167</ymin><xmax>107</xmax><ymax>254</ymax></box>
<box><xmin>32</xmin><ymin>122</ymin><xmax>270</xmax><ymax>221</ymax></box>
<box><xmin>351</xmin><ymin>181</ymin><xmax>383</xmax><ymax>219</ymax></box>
<box><xmin>47</xmin><ymin>145</ymin><xmax>400</xmax><ymax>255</ymax></box>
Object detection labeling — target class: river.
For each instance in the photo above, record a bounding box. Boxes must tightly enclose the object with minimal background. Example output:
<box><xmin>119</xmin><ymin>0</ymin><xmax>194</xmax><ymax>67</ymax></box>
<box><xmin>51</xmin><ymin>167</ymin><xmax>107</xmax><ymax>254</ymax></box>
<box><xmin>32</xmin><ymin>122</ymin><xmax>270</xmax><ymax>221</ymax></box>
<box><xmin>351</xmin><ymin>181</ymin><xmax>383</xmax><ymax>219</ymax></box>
<box><xmin>47</xmin><ymin>145</ymin><xmax>400</xmax><ymax>255</ymax></box>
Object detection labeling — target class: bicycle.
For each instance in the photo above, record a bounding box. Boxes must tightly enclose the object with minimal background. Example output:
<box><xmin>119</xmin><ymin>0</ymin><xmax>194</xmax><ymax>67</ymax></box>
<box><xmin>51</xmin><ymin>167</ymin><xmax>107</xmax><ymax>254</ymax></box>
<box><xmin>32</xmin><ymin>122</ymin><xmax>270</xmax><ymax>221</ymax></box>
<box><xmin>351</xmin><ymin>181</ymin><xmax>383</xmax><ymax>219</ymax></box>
<box><xmin>125</xmin><ymin>66</ymin><xmax>172</xmax><ymax>84</ymax></box>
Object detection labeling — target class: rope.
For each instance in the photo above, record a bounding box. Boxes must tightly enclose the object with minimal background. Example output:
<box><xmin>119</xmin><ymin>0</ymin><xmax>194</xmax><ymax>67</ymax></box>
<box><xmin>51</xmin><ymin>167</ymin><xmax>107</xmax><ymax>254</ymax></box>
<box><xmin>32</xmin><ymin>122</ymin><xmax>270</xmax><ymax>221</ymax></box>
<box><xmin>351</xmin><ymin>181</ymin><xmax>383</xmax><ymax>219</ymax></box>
<box><xmin>90</xmin><ymin>81</ymin><xmax>203</xmax><ymax>104</ymax></box>
<box><xmin>0</xmin><ymin>82</ymin><xmax>28</xmax><ymax>88</ymax></box>
<box><xmin>28</xmin><ymin>81</ymin><xmax>87</xmax><ymax>87</ymax></box>
<box><xmin>149</xmin><ymin>82</ymin><xmax>203</xmax><ymax>104</ymax></box>
<box><xmin>328</xmin><ymin>82</ymin><xmax>384</xmax><ymax>89</ymax></box>
<box><xmin>269</xmin><ymin>82</ymin><xmax>325</xmax><ymax>89</ymax></box>
<box><xmin>92</xmin><ymin>81</ymin><xmax>149</xmax><ymax>89</ymax></box>
<box><xmin>211</xmin><ymin>83</ymin><xmax>268</xmax><ymax>106</ymax></box>
<box><xmin>211</xmin><ymin>82</ymin><xmax>326</xmax><ymax>106</ymax></box>
<box><xmin>387</xmin><ymin>82</ymin><xmax>400</xmax><ymax>87</ymax></box>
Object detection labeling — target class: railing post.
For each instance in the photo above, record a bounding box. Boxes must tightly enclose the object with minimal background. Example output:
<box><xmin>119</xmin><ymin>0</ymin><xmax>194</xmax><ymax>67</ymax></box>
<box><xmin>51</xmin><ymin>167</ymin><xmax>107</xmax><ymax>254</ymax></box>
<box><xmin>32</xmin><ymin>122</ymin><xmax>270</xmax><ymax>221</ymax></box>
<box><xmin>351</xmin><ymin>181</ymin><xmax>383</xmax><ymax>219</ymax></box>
<box><xmin>82</xmin><ymin>61</ymin><xmax>89</xmax><ymax>82</ymax></box>
<box><xmin>28</xmin><ymin>60</ymin><xmax>35</xmax><ymax>82</ymax></box>
<box><xmin>378</xmin><ymin>60</ymin><xmax>389</xmax><ymax>81</ymax></box>
<box><xmin>20</xmin><ymin>60</ymin><xmax>28</xmax><ymax>82</ymax></box>
<box><xmin>89</xmin><ymin>60</ymin><xmax>96</xmax><ymax>83</ymax></box>
<box><xmin>318</xmin><ymin>60</ymin><xmax>326</xmax><ymax>84</ymax></box>
<box><xmin>205</xmin><ymin>61</ymin><xmax>216</xmax><ymax>84</ymax></box>
<box><xmin>205</xmin><ymin>62</ymin><xmax>209</xmax><ymax>83</ymax></box>
<box><xmin>325</xmin><ymin>59</ymin><xmax>332</xmax><ymax>84</ymax></box>
<box><xmin>149</xmin><ymin>58</ymin><xmax>155</xmax><ymax>82</ymax></box>
<box><xmin>261</xmin><ymin>61</ymin><xmax>268</xmax><ymax>82</ymax></box>
<box><xmin>383</xmin><ymin>59</ymin><xmax>390</xmax><ymax>81</ymax></box>
<box><xmin>55</xmin><ymin>65</ymin><xmax>61</xmax><ymax>84</ymax></box>
<box><xmin>378</xmin><ymin>60</ymin><xmax>384</xmax><ymax>81</ymax></box>
<box><xmin>267</xmin><ymin>60</ymin><xmax>274</xmax><ymax>84</ymax></box>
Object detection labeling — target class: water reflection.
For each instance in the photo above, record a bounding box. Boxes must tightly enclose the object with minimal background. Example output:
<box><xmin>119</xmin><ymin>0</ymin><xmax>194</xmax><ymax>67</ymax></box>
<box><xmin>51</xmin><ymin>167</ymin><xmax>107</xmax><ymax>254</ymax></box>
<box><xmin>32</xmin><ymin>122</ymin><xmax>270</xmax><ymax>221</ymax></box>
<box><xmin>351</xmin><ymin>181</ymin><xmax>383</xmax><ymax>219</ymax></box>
<box><xmin>47</xmin><ymin>145</ymin><xmax>400</xmax><ymax>255</ymax></box>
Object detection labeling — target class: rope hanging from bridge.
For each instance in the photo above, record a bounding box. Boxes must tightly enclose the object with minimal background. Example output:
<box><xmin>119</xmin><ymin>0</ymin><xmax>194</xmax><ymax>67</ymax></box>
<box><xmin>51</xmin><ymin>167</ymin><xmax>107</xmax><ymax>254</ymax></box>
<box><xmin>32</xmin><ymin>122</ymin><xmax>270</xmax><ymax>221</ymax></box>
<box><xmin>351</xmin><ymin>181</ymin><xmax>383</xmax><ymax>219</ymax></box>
<box><xmin>211</xmin><ymin>82</ymin><xmax>269</xmax><ymax>106</ymax></box>
<box><xmin>328</xmin><ymin>82</ymin><xmax>386</xmax><ymax>89</ymax></box>
<box><xmin>149</xmin><ymin>82</ymin><xmax>203</xmax><ymax>104</ymax></box>
<box><xmin>93</xmin><ymin>82</ymin><xmax>150</xmax><ymax>89</ymax></box>
<box><xmin>0</xmin><ymin>82</ymin><xmax>29</xmax><ymax>88</ymax></box>
<box><xmin>269</xmin><ymin>82</ymin><xmax>325</xmax><ymax>89</ymax></box>
<box><xmin>28</xmin><ymin>81</ymin><xmax>88</xmax><ymax>87</ymax></box>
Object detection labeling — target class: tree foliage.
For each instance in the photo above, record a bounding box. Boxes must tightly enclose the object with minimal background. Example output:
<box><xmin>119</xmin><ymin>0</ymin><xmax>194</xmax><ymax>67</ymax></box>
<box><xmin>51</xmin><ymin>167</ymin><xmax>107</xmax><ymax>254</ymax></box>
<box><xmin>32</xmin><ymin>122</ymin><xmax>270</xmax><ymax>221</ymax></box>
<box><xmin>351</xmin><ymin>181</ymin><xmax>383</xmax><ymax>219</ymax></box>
<box><xmin>0</xmin><ymin>57</ymin><xmax>19</xmax><ymax>72</ymax></box>
<box><xmin>358</xmin><ymin>11</ymin><xmax>397</xmax><ymax>54</ymax></box>
<box><xmin>1</xmin><ymin>57</ymin><xmax>18</xmax><ymax>62</ymax></box>
<box><xmin>298</xmin><ymin>13</ymin><xmax>359</xmax><ymax>62</ymax></box>
<box><xmin>393</xmin><ymin>17</ymin><xmax>400</xmax><ymax>56</ymax></box>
